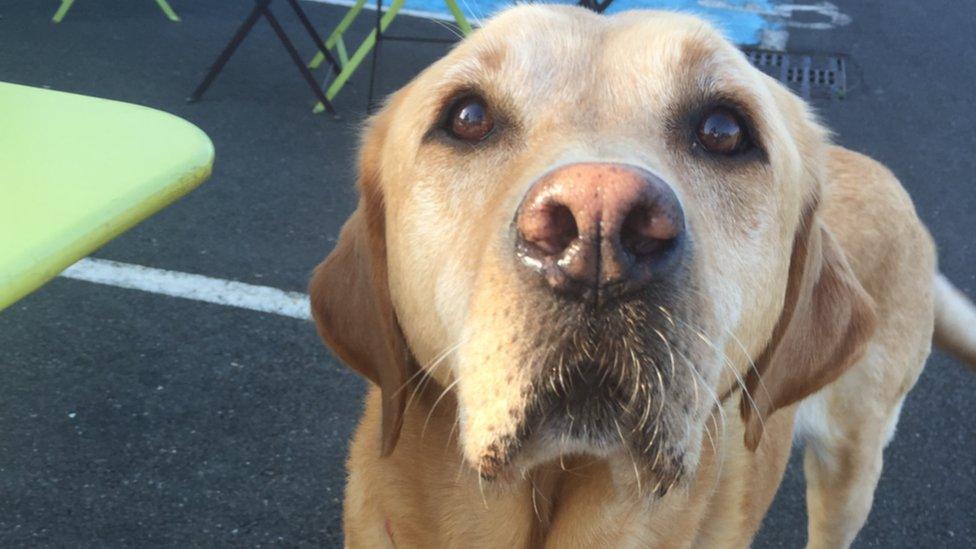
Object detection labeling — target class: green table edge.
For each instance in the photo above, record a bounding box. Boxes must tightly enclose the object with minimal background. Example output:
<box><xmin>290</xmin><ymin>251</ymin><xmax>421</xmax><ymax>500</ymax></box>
<box><xmin>0</xmin><ymin>135</ymin><xmax>214</xmax><ymax>313</ymax></box>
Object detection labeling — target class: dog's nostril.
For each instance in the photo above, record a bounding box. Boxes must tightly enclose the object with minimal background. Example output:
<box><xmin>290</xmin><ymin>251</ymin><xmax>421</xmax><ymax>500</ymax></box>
<box><xmin>523</xmin><ymin>202</ymin><xmax>579</xmax><ymax>256</ymax></box>
<box><xmin>621</xmin><ymin>204</ymin><xmax>676</xmax><ymax>258</ymax></box>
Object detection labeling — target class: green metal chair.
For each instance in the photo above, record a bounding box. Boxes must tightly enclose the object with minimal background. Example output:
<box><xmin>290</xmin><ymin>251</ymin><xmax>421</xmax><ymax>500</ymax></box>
<box><xmin>52</xmin><ymin>0</ymin><xmax>181</xmax><ymax>23</ymax></box>
<box><xmin>189</xmin><ymin>0</ymin><xmax>470</xmax><ymax>115</ymax></box>
<box><xmin>307</xmin><ymin>0</ymin><xmax>473</xmax><ymax>113</ymax></box>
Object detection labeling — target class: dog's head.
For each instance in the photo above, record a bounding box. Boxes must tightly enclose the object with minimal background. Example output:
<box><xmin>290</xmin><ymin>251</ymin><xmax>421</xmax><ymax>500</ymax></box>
<box><xmin>310</xmin><ymin>6</ymin><xmax>876</xmax><ymax>494</ymax></box>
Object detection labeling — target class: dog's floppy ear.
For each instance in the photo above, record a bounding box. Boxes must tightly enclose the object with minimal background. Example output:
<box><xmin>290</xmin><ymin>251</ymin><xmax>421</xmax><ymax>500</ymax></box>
<box><xmin>309</xmin><ymin>116</ymin><xmax>411</xmax><ymax>457</ymax></box>
<box><xmin>741</xmin><ymin>205</ymin><xmax>877</xmax><ymax>450</ymax></box>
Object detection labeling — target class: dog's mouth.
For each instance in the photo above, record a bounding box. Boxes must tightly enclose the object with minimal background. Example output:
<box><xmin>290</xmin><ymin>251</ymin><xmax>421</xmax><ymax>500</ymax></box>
<box><xmin>474</xmin><ymin>298</ymin><xmax>712</xmax><ymax>496</ymax></box>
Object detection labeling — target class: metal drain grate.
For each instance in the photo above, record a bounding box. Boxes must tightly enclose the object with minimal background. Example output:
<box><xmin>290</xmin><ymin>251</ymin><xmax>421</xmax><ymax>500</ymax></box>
<box><xmin>741</xmin><ymin>48</ymin><xmax>847</xmax><ymax>100</ymax></box>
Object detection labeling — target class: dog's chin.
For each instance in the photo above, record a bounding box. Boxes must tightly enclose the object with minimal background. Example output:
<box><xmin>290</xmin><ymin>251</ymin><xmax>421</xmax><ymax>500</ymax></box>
<box><xmin>471</xmin><ymin>429</ymin><xmax>610</xmax><ymax>483</ymax></box>
<box><xmin>473</xmin><ymin>422</ymin><xmax>699</xmax><ymax>500</ymax></box>
<box><xmin>471</xmin><ymin>388</ymin><xmax>701</xmax><ymax>499</ymax></box>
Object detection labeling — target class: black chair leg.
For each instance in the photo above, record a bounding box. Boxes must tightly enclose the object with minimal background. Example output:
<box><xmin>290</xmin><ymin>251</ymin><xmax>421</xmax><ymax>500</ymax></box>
<box><xmin>284</xmin><ymin>0</ymin><xmax>342</xmax><ymax>77</ymax></box>
<box><xmin>263</xmin><ymin>6</ymin><xmax>338</xmax><ymax>115</ymax></box>
<box><xmin>366</xmin><ymin>0</ymin><xmax>383</xmax><ymax>113</ymax></box>
<box><xmin>187</xmin><ymin>0</ymin><xmax>268</xmax><ymax>102</ymax></box>
<box><xmin>188</xmin><ymin>0</ymin><xmax>338</xmax><ymax>115</ymax></box>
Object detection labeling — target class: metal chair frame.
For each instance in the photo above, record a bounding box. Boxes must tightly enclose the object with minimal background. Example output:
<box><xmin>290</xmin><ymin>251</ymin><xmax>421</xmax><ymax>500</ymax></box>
<box><xmin>52</xmin><ymin>0</ymin><xmax>181</xmax><ymax>23</ymax></box>
<box><xmin>187</xmin><ymin>0</ymin><xmax>343</xmax><ymax>116</ymax></box>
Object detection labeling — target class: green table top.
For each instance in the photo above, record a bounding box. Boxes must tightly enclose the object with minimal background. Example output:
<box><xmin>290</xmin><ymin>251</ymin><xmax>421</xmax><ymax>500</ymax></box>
<box><xmin>0</xmin><ymin>82</ymin><xmax>214</xmax><ymax>311</ymax></box>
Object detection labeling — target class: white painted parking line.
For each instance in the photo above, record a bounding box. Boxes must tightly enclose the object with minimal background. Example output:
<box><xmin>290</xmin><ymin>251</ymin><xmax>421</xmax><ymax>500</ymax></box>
<box><xmin>60</xmin><ymin>258</ymin><xmax>312</xmax><ymax>321</ymax></box>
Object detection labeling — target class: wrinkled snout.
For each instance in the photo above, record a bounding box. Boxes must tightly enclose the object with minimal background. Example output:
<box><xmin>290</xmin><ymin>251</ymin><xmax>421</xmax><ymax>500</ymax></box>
<box><xmin>515</xmin><ymin>162</ymin><xmax>686</xmax><ymax>303</ymax></box>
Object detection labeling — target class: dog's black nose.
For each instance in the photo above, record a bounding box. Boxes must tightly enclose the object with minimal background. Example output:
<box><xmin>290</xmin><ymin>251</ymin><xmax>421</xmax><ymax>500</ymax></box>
<box><xmin>515</xmin><ymin>162</ymin><xmax>685</xmax><ymax>302</ymax></box>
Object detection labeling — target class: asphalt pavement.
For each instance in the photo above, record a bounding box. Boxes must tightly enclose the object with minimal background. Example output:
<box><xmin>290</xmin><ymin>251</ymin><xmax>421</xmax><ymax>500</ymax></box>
<box><xmin>0</xmin><ymin>1</ymin><xmax>973</xmax><ymax>547</ymax></box>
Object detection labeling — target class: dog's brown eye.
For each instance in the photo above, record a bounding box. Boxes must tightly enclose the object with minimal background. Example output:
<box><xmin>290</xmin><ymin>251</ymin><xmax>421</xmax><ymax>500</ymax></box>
<box><xmin>696</xmin><ymin>108</ymin><xmax>748</xmax><ymax>155</ymax></box>
<box><xmin>448</xmin><ymin>96</ymin><xmax>493</xmax><ymax>142</ymax></box>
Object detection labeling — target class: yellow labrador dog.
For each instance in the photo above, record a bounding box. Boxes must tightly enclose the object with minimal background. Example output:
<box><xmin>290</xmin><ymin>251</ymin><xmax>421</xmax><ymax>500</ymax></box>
<box><xmin>309</xmin><ymin>6</ymin><xmax>976</xmax><ymax>547</ymax></box>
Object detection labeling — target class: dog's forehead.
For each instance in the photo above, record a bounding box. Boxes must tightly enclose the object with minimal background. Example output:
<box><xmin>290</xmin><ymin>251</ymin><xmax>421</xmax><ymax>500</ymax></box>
<box><xmin>438</xmin><ymin>6</ymin><xmax>750</xmax><ymax>113</ymax></box>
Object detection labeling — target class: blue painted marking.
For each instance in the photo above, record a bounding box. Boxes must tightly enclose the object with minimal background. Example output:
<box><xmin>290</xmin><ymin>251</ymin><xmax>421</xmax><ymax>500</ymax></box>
<box><xmin>355</xmin><ymin>0</ymin><xmax>776</xmax><ymax>45</ymax></box>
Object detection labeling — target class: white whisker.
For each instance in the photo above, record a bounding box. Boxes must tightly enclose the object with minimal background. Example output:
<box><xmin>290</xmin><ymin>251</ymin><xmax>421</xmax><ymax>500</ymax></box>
<box><xmin>421</xmin><ymin>376</ymin><xmax>463</xmax><ymax>439</ymax></box>
<box><xmin>652</xmin><ymin>327</ymin><xmax>677</xmax><ymax>380</ymax></box>
<box><xmin>719</xmin><ymin>324</ymin><xmax>773</xmax><ymax>408</ymax></box>
<box><xmin>670</xmin><ymin>342</ymin><xmax>728</xmax><ymax>493</ymax></box>
<box><xmin>477</xmin><ymin>464</ymin><xmax>489</xmax><ymax>508</ymax></box>
<box><xmin>685</xmin><ymin>324</ymin><xmax>766</xmax><ymax>439</ymax></box>
<box><xmin>403</xmin><ymin>336</ymin><xmax>468</xmax><ymax>417</ymax></box>
<box><xmin>530</xmin><ymin>478</ymin><xmax>541</xmax><ymax>522</ymax></box>
<box><xmin>446</xmin><ymin>412</ymin><xmax>461</xmax><ymax>451</ymax></box>
<box><xmin>428</xmin><ymin>18</ymin><xmax>465</xmax><ymax>40</ymax></box>
<box><xmin>628</xmin><ymin>348</ymin><xmax>643</xmax><ymax>404</ymax></box>
<box><xmin>615</xmin><ymin>420</ymin><xmax>643</xmax><ymax>499</ymax></box>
